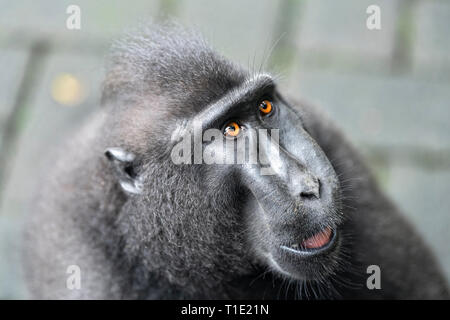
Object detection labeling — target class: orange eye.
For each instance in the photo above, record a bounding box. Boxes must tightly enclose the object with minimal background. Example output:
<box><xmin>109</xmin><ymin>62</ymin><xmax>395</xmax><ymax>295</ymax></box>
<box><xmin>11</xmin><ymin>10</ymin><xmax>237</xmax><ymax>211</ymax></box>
<box><xmin>259</xmin><ymin>100</ymin><xmax>273</xmax><ymax>115</ymax></box>
<box><xmin>224</xmin><ymin>121</ymin><xmax>241</xmax><ymax>137</ymax></box>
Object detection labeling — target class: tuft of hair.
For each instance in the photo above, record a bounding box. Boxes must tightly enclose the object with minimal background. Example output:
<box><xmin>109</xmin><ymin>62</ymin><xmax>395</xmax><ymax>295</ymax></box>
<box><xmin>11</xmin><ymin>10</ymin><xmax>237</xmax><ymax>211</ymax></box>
<box><xmin>102</xmin><ymin>21</ymin><xmax>247</xmax><ymax>112</ymax></box>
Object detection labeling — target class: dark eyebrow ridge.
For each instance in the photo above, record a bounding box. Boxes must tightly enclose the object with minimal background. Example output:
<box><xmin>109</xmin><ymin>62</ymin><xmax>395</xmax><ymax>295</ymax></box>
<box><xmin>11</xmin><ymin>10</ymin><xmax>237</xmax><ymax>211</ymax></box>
<box><xmin>194</xmin><ymin>74</ymin><xmax>275</xmax><ymax>128</ymax></box>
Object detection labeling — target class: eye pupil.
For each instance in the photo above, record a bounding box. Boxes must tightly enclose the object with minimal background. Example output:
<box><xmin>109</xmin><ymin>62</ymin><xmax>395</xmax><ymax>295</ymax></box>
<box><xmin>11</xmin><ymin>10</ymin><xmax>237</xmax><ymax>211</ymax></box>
<box><xmin>224</xmin><ymin>121</ymin><xmax>240</xmax><ymax>137</ymax></box>
<box><xmin>259</xmin><ymin>100</ymin><xmax>272</xmax><ymax>115</ymax></box>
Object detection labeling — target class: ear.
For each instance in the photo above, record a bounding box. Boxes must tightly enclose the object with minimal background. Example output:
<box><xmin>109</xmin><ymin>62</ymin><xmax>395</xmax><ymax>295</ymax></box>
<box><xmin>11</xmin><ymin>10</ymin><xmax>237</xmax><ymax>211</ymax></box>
<box><xmin>104</xmin><ymin>147</ymin><xmax>143</xmax><ymax>195</ymax></box>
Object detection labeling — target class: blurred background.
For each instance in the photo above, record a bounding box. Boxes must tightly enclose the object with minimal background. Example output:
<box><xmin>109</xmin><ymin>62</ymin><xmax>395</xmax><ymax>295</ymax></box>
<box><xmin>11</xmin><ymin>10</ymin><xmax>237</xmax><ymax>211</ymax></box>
<box><xmin>0</xmin><ymin>0</ymin><xmax>449</xmax><ymax>298</ymax></box>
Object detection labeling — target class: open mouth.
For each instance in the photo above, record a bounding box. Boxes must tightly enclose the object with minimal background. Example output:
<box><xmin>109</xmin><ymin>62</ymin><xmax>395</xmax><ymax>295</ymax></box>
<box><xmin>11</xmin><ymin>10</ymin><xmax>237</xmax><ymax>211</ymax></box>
<box><xmin>280</xmin><ymin>227</ymin><xmax>336</xmax><ymax>255</ymax></box>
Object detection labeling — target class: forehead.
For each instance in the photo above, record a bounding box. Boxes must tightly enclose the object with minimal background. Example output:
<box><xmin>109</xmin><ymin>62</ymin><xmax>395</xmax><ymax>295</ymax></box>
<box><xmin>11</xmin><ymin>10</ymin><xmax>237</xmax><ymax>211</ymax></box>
<box><xmin>221</xmin><ymin>73</ymin><xmax>275</xmax><ymax>106</ymax></box>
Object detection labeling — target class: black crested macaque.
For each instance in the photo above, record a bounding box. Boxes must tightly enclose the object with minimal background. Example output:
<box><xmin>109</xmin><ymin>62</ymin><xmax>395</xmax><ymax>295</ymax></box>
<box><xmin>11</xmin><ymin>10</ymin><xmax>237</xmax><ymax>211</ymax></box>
<box><xmin>24</xmin><ymin>23</ymin><xmax>449</xmax><ymax>299</ymax></box>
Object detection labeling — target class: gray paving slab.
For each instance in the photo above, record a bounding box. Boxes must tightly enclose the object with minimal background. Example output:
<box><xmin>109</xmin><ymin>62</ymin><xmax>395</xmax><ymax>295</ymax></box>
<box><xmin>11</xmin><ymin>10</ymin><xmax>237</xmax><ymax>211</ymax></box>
<box><xmin>297</xmin><ymin>0</ymin><xmax>398</xmax><ymax>65</ymax></box>
<box><xmin>286</xmin><ymin>70</ymin><xmax>450</xmax><ymax>150</ymax></box>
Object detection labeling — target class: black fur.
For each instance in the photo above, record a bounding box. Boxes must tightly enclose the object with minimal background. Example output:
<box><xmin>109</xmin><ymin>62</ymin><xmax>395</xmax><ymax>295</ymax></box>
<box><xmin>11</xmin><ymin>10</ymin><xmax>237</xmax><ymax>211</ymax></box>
<box><xmin>23</xmin><ymin>22</ymin><xmax>449</xmax><ymax>299</ymax></box>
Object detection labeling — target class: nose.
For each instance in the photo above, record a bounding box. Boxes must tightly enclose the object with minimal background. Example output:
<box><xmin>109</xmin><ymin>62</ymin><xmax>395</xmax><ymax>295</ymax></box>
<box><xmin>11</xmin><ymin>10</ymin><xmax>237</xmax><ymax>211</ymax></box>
<box><xmin>241</xmin><ymin>127</ymin><xmax>333</xmax><ymax>204</ymax></box>
<box><xmin>252</xmin><ymin>128</ymin><xmax>324</xmax><ymax>201</ymax></box>
<box><xmin>298</xmin><ymin>173</ymin><xmax>320</xmax><ymax>199</ymax></box>
<box><xmin>286</xmin><ymin>157</ymin><xmax>321</xmax><ymax>199</ymax></box>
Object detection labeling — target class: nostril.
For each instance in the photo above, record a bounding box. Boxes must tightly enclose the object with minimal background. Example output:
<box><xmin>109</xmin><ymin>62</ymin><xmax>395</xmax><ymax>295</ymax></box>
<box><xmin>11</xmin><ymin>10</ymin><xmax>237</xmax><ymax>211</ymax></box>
<box><xmin>300</xmin><ymin>179</ymin><xmax>320</xmax><ymax>199</ymax></box>
<box><xmin>300</xmin><ymin>191</ymin><xmax>317</xmax><ymax>199</ymax></box>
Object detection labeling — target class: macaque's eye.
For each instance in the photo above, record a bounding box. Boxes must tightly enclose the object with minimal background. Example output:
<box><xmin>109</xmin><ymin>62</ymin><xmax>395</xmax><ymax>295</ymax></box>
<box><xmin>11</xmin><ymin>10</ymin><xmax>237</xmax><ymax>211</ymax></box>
<box><xmin>223</xmin><ymin>121</ymin><xmax>241</xmax><ymax>137</ymax></box>
<box><xmin>259</xmin><ymin>100</ymin><xmax>273</xmax><ymax>115</ymax></box>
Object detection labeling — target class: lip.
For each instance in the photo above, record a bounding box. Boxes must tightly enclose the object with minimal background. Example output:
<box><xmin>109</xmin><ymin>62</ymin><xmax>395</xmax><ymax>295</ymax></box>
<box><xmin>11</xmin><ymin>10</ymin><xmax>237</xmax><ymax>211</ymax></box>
<box><xmin>280</xmin><ymin>228</ymin><xmax>337</xmax><ymax>257</ymax></box>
